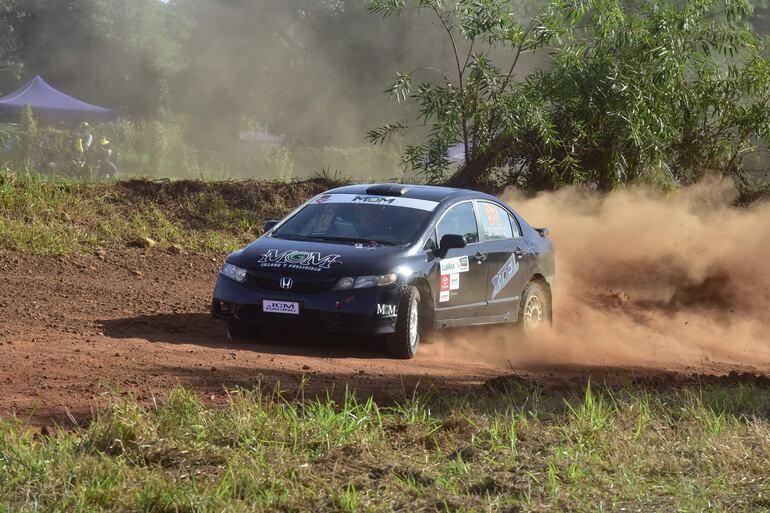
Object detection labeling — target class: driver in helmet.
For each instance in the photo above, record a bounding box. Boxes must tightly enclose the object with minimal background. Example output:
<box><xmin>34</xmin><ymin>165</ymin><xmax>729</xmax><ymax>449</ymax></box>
<box><xmin>353</xmin><ymin>204</ymin><xmax>390</xmax><ymax>238</ymax></box>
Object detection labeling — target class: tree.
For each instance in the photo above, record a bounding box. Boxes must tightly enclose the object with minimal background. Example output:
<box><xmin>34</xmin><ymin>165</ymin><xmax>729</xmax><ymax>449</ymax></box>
<box><xmin>0</xmin><ymin>1</ymin><xmax>25</xmax><ymax>79</ymax></box>
<box><xmin>7</xmin><ymin>0</ymin><xmax>185</xmax><ymax>117</ymax></box>
<box><xmin>368</xmin><ymin>0</ymin><xmax>770</xmax><ymax>191</ymax></box>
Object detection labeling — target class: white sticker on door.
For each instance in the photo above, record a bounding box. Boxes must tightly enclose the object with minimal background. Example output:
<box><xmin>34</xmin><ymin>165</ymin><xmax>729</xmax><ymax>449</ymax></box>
<box><xmin>449</xmin><ymin>273</ymin><xmax>460</xmax><ymax>290</ymax></box>
<box><xmin>440</xmin><ymin>256</ymin><xmax>470</xmax><ymax>275</ymax></box>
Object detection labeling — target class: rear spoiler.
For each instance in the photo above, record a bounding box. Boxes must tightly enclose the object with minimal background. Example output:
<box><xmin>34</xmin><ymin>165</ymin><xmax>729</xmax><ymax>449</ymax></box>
<box><xmin>534</xmin><ymin>227</ymin><xmax>549</xmax><ymax>238</ymax></box>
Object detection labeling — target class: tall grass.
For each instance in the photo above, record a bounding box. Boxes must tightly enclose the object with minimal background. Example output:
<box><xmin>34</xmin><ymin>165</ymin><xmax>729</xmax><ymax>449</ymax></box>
<box><xmin>3</xmin><ymin>381</ymin><xmax>770</xmax><ymax>512</ymax></box>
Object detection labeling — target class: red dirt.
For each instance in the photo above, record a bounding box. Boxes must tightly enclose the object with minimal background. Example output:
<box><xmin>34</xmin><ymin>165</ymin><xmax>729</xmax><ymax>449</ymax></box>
<box><xmin>2</xmin><ymin>245</ymin><xmax>767</xmax><ymax>427</ymax></box>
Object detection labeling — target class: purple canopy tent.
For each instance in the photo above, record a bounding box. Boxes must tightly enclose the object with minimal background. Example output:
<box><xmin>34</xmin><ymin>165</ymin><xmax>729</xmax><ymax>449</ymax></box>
<box><xmin>0</xmin><ymin>75</ymin><xmax>116</xmax><ymax>123</ymax></box>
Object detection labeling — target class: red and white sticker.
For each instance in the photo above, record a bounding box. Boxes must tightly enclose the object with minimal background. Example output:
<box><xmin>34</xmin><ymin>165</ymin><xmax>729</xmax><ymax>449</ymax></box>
<box><xmin>439</xmin><ymin>275</ymin><xmax>451</xmax><ymax>302</ymax></box>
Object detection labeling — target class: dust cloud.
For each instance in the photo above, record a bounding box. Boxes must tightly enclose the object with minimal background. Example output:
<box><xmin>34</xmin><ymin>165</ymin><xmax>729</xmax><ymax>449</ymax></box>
<box><xmin>424</xmin><ymin>180</ymin><xmax>770</xmax><ymax>374</ymax></box>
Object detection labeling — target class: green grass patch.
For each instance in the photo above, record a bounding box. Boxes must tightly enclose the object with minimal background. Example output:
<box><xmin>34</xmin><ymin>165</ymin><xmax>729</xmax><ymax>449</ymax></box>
<box><xmin>0</xmin><ymin>172</ymin><xmax>339</xmax><ymax>256</ymax></box>
<box><xmin>2</xmin><ymin>381</ymin><xmax>770</xmax><ymax>512</ymax></box>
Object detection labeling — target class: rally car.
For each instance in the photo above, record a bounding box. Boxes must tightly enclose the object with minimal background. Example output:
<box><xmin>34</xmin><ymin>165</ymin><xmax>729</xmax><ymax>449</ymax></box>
<box><xmin>211</xmin><ymin>184</ymin><xmax>555</xmax><ymax>358</ymax></box>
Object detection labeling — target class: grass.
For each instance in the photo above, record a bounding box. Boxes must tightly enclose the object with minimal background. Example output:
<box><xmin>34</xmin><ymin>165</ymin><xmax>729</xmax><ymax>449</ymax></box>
<box><xmin>0</xmin><ymin>172</ymin><xmax>337</xmax><ymax>256</ymax></box>
<box><xmin>2</xmin><ymin>380</ymin><xmax>770</xmax><ymax>512</ymax></box>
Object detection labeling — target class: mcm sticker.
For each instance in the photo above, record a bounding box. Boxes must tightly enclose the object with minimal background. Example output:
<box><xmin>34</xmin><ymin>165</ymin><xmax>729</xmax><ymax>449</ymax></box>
<box><xmin>351</xmin><ymin>195</ymin><xmax>396</xmax><ymax>204</ymax></box>
<box><xmin>491</xmin><ymin>252</ymin><xmax>519</xmax><ymax>299</ymax></box>
<box><xmin>258</xmin><ymin>249</ymin><xmax>341</xmax><ymax>272</ymax></box>
<box><xmin>377</xmin><ymin>304</ymin><xmax>397</xmax><ymax>317</ymax></box>
<box><xmin>440</xmin><ymin>256</ymin><xmax>470</xmax><ymax>275</ymax></box>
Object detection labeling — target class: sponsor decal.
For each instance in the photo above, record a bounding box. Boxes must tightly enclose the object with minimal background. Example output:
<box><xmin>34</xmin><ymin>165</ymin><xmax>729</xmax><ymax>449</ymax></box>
<box><xmin>258</xmin><ymin>249</ymin><xmax>341</xmax><ymax>272</ymax></box>
<box><xmin>377</xmin><ymin>304</ymin><xmax>397</xmax><ymax>317</ymax></box>
<box><xmin>491</xmin><ymin>252</ymin><xmax>519</xmax><ymax>299</ymax></box>
<box><xmin>308</xmin><ymin>193</ymin><xmax>438</xmax><ymax>212</ymax></box>
<box><xmin>352</xmin><ymin>195</ymin><xmax>395</xmax><ymax>204</ymax></box>
<box><xmin>439</xmin><ymin>275</ymin><xmax>451</xmax><ymax>302</ymax></box>
<box><xmin>440</xmin><ymin>256</ymin><xmax>470</xmax><ymax>275</ymax></box>
<box><xmin>263</xmin><ymin>300</ymin><xmax>300</xmax><ymax>315</ymax></box>
<box><xmin>449</xmin><ymin>273</ymin><xmax>460</xmax><ymax>290</ymax></box>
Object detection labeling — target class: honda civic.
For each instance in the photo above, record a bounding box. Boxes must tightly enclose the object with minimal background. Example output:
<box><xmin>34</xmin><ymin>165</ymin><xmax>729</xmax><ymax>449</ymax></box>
<box><xmin>212</xmin><ymin>183</ymin><xmax>555</xmax><ymax>358</ymax></box>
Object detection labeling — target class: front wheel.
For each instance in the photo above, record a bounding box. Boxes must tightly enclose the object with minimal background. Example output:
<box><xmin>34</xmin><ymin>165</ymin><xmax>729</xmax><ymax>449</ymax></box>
<box><xmin>385</xmin><ymin>286</ymin><xmax>421</xmax><ymax>359</ymax></box>
<box><xmin>517</xmin><ymin>281</ymin><xmax>551</xmax><ymax>334</ymax></box>
<box><xmin>227</xmin><ymin>320</ymin><xmax>260</xmax><ymax>341</ymax></box>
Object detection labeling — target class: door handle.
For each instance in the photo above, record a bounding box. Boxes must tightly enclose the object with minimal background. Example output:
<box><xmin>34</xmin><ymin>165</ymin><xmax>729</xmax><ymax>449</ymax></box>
<box><xmin>472</xmin><ymin>252</ymin><xmax>487</xmax><ymax>263</ymax></box>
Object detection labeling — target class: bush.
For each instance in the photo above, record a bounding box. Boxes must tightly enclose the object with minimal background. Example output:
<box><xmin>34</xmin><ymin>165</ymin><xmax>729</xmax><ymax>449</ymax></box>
<box><xmin>369</xmin><ymin>0</ymin><xmax>770</xmax><ymax>191</ymax></box>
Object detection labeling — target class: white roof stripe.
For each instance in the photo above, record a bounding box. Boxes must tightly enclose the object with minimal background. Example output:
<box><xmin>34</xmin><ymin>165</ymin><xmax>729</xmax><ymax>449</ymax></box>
<box><xmin>312</xmin><ymin>193</ymin><xmax>439</xmax><ymax>212</ymax></box>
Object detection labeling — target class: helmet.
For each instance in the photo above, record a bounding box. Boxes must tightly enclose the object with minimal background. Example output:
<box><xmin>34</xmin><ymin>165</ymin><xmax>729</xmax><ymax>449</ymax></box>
<box><xmin>79</xmin><ymin>121</ymin><xmax>90</xmax><ymax>129</ymax></box>
<box><xmin>99</xmin><ymin>137</ymin><xmax>110</xmax><ymax>146</ymax></box>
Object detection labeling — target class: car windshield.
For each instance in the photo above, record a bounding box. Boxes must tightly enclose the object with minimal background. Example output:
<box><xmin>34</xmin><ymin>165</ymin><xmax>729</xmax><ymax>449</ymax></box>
<box><xmin>272</xmin><ymin>201</ymin><xmax>433</xmax><ymax>245</ymax></box>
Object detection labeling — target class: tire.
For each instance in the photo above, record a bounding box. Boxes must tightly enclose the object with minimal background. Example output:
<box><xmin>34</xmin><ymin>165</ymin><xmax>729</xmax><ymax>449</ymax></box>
<box><xmin>227</xmin><ymin>320</ymin><xmax>260</xmax><ymax>341</ymax></box>
<box><xmin>386</xmin><ymin>286</ymin><xmax>421</xmax><ymax>359</ymax></box>
<box><xmin>516</xmin><ymin>280</ymin><xmax>551</xmax><ymax>334</ymax></box>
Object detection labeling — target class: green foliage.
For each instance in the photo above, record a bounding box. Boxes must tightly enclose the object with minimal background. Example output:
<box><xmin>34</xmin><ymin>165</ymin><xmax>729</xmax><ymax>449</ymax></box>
<box><xmin>369</xmin><ymin>0</ymin><xmax>770</xmax><ymax>191</ymax></box>
<box><xmin>17</xmin><ymin>103</ymin><xmax>36</xmax><ymax>169</ymax></box>
<box><xmin>0</xmin><ymin>172</ymin><xmax>332</xmax><ymax>255</ymax></box>
<box><xmin>4</xmin><ymin>381</ymin><xmax>770</xmax><ymax>511</ymax></box>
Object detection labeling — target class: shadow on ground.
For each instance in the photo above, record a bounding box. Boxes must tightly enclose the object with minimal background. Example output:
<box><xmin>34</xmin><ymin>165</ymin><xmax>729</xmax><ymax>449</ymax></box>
<box><xmin>97</xmin><ymin>313</ymin><xmax>388</xmax><ymax>359</ymax></box>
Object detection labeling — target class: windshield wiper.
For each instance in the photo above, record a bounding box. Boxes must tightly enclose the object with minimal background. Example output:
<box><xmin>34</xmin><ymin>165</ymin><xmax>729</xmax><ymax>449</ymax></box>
<box><xmin>272</xmin><ymin>234</ymin><xmax>399</xmax><ymax>246</ymax></box>
<box><xmin>294</xmin><ymin>235</ymin><xmax>399</xmax><ymax>246</ymax></box>
<box><xmin>270</xmin><ymin>234</ymin><xmax>316</xmax><ymax>242</ymax></box>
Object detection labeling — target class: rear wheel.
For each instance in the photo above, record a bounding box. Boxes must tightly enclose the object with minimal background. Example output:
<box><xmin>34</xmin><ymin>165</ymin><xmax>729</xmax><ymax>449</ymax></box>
<box><xmin>386</xmin><ymin>286</ymin><xmax>421</xmax><ymax>359</ymax></box>
<box><xmin>517</xmin><ymin>281</ymin><xmax>550</xmax><ymax>334</ymax></box>
<box><xmin>227</xmin><ymin>320</ymin><xmax>260</xmax><ymax>341</ymax></box>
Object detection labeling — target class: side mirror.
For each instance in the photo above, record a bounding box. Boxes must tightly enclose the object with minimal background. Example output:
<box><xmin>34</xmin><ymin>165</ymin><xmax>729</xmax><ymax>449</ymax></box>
<box><xmin>263</xmin><ymin>219</ymin><xmax>279</xmax><ymax>233</ymax></box>
<box><xmin>535</xmin><ymin>227</ymin><xmax>549</xmax><ymax>238</ymax></box>
<box><xmin>438</xmin><ymin>234</ymin><xmax>466</xmax><ymax>256</ymax></box>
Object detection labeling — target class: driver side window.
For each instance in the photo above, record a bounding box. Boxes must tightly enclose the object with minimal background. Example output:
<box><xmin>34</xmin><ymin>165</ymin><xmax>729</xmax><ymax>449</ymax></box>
<box><xmin>437</xmin><ymin>202</ymin><xmax>479</xmax><ymax>244</ymax></box>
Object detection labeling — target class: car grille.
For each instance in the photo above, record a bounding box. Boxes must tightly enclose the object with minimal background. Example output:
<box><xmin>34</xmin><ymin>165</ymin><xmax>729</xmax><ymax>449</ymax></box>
<box><xmin>246</xmin><ymin>271</ymin><xmax>337</xmax><ymax>293</ymax></box>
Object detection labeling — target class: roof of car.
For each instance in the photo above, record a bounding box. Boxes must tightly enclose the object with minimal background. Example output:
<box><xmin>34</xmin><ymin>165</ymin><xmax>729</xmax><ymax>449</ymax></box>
<box><xmin>325</xmin><ymin>183</ymin><xmax>493</xmax><ymax>203</ymax></box>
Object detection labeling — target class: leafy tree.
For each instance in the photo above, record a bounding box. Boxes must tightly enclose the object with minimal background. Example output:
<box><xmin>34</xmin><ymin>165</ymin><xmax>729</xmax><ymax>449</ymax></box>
<box><xmin>368</xmin><ymin>0</ymin><xmax>770</xmax><ymax>190</ymax></box>
<box><xmin>0</xmin><ymin>1</ymin><xmax>25</xmax><ymax>79</ymax></box>
<box><xmin>6</xmin><ymin>0</ymin><xmax>185</xmax><ymax>117</ymax></box>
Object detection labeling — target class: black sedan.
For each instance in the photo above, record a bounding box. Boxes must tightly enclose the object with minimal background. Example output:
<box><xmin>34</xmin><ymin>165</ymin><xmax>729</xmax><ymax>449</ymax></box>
<box><xmin>212</xmin><ymin>183</ymin><xmax>555</xmax><ymax>358</ymax></box>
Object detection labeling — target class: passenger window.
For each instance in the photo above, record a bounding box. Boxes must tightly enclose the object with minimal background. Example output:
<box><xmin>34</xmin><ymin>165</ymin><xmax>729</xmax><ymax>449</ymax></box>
<box><xmin>476</xmin><ymin>201</ymin><xmax>514</xmax><ymax>241</ymax></box>
<box><xmin>437</xmin><ymin>202</ymin><xmax>479</xmax><ymax>244</ymax></box>
<box><xmin>509</xmin><ymin>214</ymin><xmax>522</xmax><ymax>238</ymax></box>
<box><xmin>423</xmin><ymin>230</ymin><xmax>438</xmax><ymax>252</ymax></box>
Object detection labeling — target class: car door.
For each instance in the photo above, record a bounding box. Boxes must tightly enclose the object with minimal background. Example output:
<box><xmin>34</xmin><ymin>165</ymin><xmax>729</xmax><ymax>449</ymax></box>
<box><xmin>433</xmin><ymin>201</ymin><xmax>489</xmax><ymax>321</ymax></box>
<box><xmin>476</xmin><ymin>201</ymin><xmax>535</xmax><ymax>318</ymax></box>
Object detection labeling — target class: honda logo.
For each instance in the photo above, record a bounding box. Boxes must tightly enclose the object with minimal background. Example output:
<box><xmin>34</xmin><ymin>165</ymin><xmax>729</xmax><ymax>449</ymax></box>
<box><xmin>279</xmin><ymin>277</ymin><xmax>293</xmax><ymax>289</ymax></box>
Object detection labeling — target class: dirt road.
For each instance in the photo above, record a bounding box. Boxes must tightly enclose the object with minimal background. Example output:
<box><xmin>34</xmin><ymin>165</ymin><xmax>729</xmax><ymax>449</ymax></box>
<box><xmin>1</xmin><ymin>241</ymin><xmax>768</xmax><ymax>426</ymax></box>
<box><xmin>0</xmin><ymin>250</ymin><xmax>509</xmax><ymax>425</ymax></box>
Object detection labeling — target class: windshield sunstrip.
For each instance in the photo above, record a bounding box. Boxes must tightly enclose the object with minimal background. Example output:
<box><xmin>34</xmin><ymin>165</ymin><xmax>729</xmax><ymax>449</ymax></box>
<box><xmin>311</xmin><ymin>193</ymin><xmax>439</xmax><ymax>212</ymax></box>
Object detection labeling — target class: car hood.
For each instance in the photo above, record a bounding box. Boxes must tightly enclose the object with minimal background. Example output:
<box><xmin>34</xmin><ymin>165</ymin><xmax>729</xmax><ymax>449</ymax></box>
<box><xmin>228</xmin><ymin>237</ymin><xmax>410</xmax><ymax>276</ymax></box>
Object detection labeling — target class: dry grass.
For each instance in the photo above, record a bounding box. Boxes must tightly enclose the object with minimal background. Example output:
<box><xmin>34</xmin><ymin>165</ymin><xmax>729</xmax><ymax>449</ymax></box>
<box><xmin>0</xmin><ymin>173</ymin><xmax>337</xmax><ymax>256</ymax></box>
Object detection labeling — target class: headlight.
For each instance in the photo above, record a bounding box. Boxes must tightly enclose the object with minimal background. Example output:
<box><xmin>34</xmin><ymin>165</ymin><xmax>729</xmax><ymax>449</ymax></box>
<box><xmin>333</xmin><ymin>273</ymin><xmax>397</xmax><ymax>290</ymax></box>
<box><xmin>220</xmin><ymin>262</ymin><xmax>247</xmax><ymax>283</ymax></box>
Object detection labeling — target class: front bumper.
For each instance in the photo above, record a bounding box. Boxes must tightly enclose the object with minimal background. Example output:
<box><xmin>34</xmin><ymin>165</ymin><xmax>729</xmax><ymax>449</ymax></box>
<box><xmin>211</xmin><ymin>274</ymin><xmax>403</xmax><ymax>335</ymax></box>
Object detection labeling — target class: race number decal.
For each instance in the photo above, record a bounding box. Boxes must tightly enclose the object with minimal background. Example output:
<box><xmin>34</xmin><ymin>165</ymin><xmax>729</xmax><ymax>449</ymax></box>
<box><xmin>483</xmin><ymin>203</ymin><xmax>502</xmax><ymax>225</ymax></box>
<box><xmin>491</xmin><ymin>252</ymin><xmax>519</xmax><ymax>299</ymax></box>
